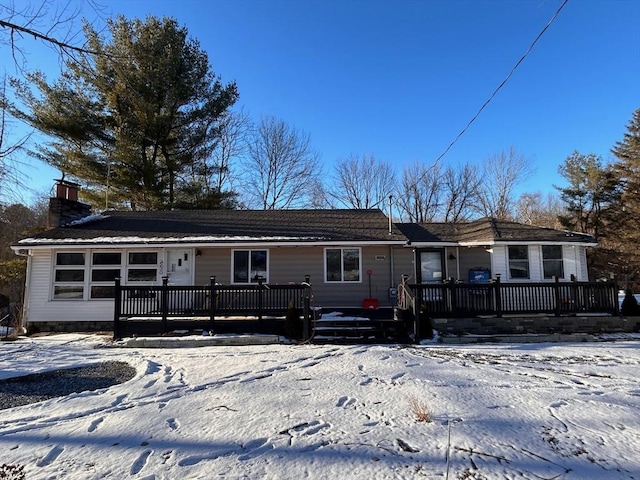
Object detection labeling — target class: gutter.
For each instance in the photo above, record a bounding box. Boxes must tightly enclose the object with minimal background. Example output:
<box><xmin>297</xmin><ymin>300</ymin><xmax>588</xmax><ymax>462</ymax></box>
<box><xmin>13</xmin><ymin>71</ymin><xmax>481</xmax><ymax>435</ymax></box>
<box><xmin>13</xmin><ymin>240</ymin><xmax>410</xmax><ymax>251</ymax></box>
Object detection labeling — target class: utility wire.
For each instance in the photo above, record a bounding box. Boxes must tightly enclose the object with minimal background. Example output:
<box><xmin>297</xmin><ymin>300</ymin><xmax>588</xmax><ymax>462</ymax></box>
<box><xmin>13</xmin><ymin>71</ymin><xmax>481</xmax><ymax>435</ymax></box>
<box><xmin>433</xmin><ymin>0</ymin><xmax>570</xmax><ymax>165</ymax></box>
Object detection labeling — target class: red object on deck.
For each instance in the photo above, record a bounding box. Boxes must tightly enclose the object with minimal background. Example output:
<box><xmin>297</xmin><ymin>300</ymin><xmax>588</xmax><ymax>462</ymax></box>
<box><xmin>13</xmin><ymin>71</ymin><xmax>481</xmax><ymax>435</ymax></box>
<box><xmin>363</xmin><ymin>298</ymin><xmax>379</xmax><ymax>309</ymax></box>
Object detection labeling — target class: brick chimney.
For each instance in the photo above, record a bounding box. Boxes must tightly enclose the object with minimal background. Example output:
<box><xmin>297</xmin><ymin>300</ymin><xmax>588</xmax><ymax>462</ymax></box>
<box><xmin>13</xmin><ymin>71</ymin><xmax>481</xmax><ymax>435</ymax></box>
<box><xmin>48</xmin><ymin>179</ymin><xmax>92</xmax><ymax>228</ymax></box>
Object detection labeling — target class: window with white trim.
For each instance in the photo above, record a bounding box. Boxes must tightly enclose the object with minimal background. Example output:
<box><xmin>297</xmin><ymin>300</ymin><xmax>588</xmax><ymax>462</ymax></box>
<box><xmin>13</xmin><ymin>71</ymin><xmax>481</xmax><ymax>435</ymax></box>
<box><xmin>90</xmin><ymin>252</ymin><xmax>122</xmax><ymax>298</ymax></box>
<box><xmin>52</xmin><ymin>250</ymin><xmax>159</xmax><ymax>300</ymax></box>
<box><xmin>508</xmin><ymin>246</ymin><xmax>530</xmax><ymax>279</ymax></box>
<box><xmin>542</xmin><ymin>245</ymin><xmax>564</xmax><ymax>279</ymax></box>
<box><xmin>325</xmin><ymin>248</ymin><xmax>361</xmax><ymax>282</ymax></box>
<box><xmin>53</xmin><ymin>252</ymin><xmax>85</xmax><ymax>299</ymax></box>
<box><xmin>127</xmin><ymin>252</ymin><xmax>158</xmax><ymax>282</ymax></box>
<box><xmin>232</xmin><ymin>250</ymin><xmax>268</xmax><ymax>283</ymax></box>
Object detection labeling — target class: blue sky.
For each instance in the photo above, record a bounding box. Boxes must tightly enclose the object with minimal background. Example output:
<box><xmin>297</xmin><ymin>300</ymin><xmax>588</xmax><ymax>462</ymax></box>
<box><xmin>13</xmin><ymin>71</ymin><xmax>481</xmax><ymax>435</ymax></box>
<box><xmin>5</xmin><ymin>0</ymin><xmax>640</xmax><ymax>203</ymax></box>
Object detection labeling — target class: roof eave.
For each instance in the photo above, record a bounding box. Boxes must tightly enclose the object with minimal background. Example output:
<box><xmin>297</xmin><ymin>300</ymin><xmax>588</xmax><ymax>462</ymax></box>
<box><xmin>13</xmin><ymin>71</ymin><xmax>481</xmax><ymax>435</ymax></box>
<box><xmin>13</xmin><ymin>239</ymin><xmax>408</xmax><ymax>250</ymax></box>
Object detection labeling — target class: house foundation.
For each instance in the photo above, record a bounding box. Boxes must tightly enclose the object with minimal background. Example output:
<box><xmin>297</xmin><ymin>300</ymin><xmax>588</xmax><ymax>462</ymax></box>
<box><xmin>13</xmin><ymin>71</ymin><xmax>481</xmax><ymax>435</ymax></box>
<box><xmin>432</xmin><ymin>315</ymin><xmax>640</xmax><ymax>336</ymax></box>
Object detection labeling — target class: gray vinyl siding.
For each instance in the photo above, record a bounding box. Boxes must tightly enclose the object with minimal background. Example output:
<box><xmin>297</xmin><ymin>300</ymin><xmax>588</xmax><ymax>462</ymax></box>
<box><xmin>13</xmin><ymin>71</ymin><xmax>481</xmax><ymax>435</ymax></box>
<box><xmin>194</xmin><ymin>245</ymin><xmax>402</xmax><ymax>308</ymax></box>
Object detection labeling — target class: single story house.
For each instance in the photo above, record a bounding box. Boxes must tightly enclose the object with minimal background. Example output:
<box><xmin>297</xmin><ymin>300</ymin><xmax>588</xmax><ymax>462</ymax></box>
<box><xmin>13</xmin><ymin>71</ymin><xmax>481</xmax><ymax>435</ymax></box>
<box><xmin>12</xmin><ymin>183</ymin><xmax>597</xmax><ymax>331</ymax></box>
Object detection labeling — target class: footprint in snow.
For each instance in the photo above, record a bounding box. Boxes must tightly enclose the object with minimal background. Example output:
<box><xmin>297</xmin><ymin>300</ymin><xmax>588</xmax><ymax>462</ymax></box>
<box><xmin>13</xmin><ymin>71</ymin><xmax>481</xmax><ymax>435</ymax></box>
<box><xmin>238</xmin><ymin>437</ymin><xmax>274</xmax><ymax>461</ymax></box>
<box><xmin>391</xmin><ymin>372</ymin><xmax>406</xmax><ymax>382</ymax></box>
<box><xmin>143</xmin><ymin>378</ymin><xmax>158</xmax><ymax>389</ymax></box>
<box><xmin>166</xmin><ymin>418</ymin><xmax>179</xmax><ymax>431</ymax></box>
<box><xmin>36</xmin><ymin>445</ymin><xmax>64</xmax><ymax>467</ymax></box>
<box><xmin>130</xmin><ymin>449</ymin><xmax>153</xmax><ymax>475</ymax></box>
<box><xmin>550</xmin><ymin>400</ymin><xmax>569</xmax><ymax>409</ymax></box>
<box><xmin>287</xmin><ymin>420</ymin><xmax>331</xmax><ymax>436</ymax></box>
<box><xmin>111</xmin><ymin>394</ymin><xmax>128</xmax><ymax>407</ymax></box>
<box><xmin>145</xmin><ymin>361</ymin><xmax>162</xmax><ymax>375</ymax></box>
<box><xmin>360</xmin><ymin>377</ymin><xmax>373</xmax><ymax>386</ymax></box>
<box><xmin>87</xmin><ymin>417</ymin><xmax>104</xmax><ymax>432</ymax></box>
<box><xmin>336</xmin><ymin>396</ymin><xmax>356</xmax><ymax>408</ymax></box>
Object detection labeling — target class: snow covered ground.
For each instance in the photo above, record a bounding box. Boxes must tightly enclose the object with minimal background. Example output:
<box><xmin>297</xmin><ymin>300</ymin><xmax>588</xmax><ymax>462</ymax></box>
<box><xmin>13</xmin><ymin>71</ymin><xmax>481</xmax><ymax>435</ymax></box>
<box><xmin>1</xmin><ymin>334</ymin><xmax>639</xmax><ymax>479</ymax></box>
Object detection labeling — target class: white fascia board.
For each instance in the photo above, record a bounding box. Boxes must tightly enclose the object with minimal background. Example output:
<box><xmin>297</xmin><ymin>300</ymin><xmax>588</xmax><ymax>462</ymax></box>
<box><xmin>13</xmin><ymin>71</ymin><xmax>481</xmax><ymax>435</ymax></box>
<box><xmin>13</xmin><ymin>239</ymin><xmax>408</xmax><ymax>251</ymax></box>
<box><xmin>459</xmin><ymin>240</ymin><xmax>598</xmax><ymax>247</ymax></box>
<box><xmin>404</xmin><ymin>242</ymin><xmax>458</xmax><ymax>248</ymax></box>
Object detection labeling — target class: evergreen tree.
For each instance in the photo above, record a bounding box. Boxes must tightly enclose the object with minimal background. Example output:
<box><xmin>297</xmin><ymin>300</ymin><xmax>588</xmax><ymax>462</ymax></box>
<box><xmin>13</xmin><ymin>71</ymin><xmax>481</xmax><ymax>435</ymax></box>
<box><xmin>612</xmin><ymin>108</ymin><xmax>640</xmax><ymax>287</ymax></box>
<box><xmin>9</xmin><ymin>16</ymin><xmax>238</xmax><ymax>210</ymax></box>
<box><xmin>555</xmin><ymin>151</ymin><xmax>624</xmax><ymax>279</ymax></box>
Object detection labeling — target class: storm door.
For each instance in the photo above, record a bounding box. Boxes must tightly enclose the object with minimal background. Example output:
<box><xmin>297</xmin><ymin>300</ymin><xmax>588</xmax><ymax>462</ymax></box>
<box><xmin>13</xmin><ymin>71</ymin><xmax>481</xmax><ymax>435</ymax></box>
<box><xmin>418</xmin><ymin>250</ymin><xmax>444</xmax><ymax>283</ymax></box>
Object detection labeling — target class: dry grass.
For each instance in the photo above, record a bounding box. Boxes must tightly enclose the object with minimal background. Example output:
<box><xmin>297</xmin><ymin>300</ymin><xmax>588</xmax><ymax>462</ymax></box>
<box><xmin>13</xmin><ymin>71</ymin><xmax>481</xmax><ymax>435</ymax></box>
<box><xmin>408</xmin><ymin>395</ymin><xmax>433</xmax><ymax>423</ymax></box>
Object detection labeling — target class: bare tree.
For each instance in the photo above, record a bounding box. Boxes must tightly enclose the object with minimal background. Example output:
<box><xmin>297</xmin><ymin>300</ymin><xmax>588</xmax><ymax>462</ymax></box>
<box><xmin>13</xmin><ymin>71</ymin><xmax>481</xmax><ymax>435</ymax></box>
<box><xmin>211</xmin><ymin>109</ymin><xmax>251</xmax><ymax>192</ymax></box>
<box><xmin>396</xmin><ymin>160</ymin><xmax>442</xmax><ymax>222</ymax></box>
<box><xmin>440</xmin><ymin>162</ymin><xmax>480</xmax><ymax>222</ymax></box>
<box><xmin>514</xmin><ymin>191</ymin><xmax>565</xmax><ymax>228</ymax></box>
<box><xmin>474</xmin><ymin>147</ymin><xmax>534</xmax><ymax>219</ymax></box>
<box><xmin>0</xmin><ymin>76</ymin><xmax>31</xmax><ymax>203</ymax></box>
<box><xmin>241</xmin><ymin>116</ymin><xmax>322</xmax><ymax>210</ymax></box>
<box><xmin>1</xmin><ymin>1</ymin><xmax>108</xmax><ymax>70</ymax></box>
<box><xmin>327</xmin><ymin>154</ymin><xmax>396</xmax><ymax>209</ymax></box>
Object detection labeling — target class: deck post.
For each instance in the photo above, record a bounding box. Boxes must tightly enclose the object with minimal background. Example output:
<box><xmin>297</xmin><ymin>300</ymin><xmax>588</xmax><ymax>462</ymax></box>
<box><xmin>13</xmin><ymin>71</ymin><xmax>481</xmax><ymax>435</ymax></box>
<box><xmin>414</xmin><ymin>286</ymin><xmax>422</xmax><ymax>343</ymax></box>
<box><xmin>449</xmin><ymin>278</ymin><xmax>457</xmax><ymax>317</ymax></box>
<box><xmin>494</xmin><ymin>274</ymin><xmax>502</xmax><ymax>318</ymax></box>
<box><xmin>161</xmin><ymin>276</ymin><xmax>169</xmax><ymax>334</ymax></box>
<box><xmin>303</xmin><ymin>285</ymin><xmax>311</xmax><ymax>341</ymax></box>
<box><xmin>209</xmin><ymin>276</ymin><xmax>216</xmax><ymax>333</ymax></box>
<box><xmin>113</xmin><ymin>277</ymin><xmax>122</xmax><ymax>340</ymax></box>
<box><xmin>553</xmin><ymin>276</ymin><xmax>561</xmax><ymax>317</ymax></box>
<box><xmin>257</xmin><ymin>276</ymin><xmax>264</xmax><ymax>329</ymax></box>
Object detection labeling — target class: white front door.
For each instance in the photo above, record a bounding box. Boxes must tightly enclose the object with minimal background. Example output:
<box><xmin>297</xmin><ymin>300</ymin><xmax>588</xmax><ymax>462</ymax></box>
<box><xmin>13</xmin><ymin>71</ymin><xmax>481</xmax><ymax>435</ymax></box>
<box><xmin>166</xmin><ymin>249</ymin><xmax>193</xmax><ymax>285</ymax></box>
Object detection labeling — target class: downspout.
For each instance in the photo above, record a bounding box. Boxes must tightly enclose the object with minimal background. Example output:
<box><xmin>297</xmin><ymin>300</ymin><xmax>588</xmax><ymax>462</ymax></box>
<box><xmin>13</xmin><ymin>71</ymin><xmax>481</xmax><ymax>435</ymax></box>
<box><xmin>456</xmin><ymin>246</ymin><xmax>460</xmax><ymax>280</ymax></box>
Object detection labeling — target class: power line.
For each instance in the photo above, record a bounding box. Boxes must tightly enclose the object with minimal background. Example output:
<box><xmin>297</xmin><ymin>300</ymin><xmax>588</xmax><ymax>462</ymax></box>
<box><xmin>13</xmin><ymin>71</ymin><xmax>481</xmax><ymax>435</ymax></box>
<box><xmin>433</xmin><ymin>0</ymin><xmax>570</xmax><ymax>165</ymax></box>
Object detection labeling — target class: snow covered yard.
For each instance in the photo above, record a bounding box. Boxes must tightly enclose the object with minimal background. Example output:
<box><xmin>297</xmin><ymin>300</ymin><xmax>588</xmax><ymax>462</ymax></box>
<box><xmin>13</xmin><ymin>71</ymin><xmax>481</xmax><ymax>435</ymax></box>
<box><xmin>1</xmin><ymin>334</ymin><xmax>639</xmax><ymax>479</ymax></box>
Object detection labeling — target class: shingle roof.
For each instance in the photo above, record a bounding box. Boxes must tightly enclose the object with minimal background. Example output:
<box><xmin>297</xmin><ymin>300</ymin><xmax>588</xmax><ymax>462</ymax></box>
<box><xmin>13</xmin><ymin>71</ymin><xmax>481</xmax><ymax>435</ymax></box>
<box><xmin>18</xmin><ymin>209</ymin><xmax>408</xmax><ymax>246</ymax></box>
<box><xmin>397</xmin><ymin>218</ymin><xmax>595</xmax><ymax>244</ymax></box>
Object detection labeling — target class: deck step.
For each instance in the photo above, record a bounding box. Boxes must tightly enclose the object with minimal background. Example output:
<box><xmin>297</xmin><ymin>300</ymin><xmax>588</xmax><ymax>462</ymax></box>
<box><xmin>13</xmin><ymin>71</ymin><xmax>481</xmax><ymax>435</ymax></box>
<box><xmin>311</xmin><ymin>318</ymin><xmax>408</xmax><ymax>344</ymax></box>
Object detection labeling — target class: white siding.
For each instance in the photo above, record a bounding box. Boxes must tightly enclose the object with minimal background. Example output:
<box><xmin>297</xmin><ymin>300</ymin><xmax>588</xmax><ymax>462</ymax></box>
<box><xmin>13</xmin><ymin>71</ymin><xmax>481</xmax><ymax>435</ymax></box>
<box><xmin>577</xmin><ymin>246</ymin><xmax>589</xmax><ymax>281</ymax></box>
<box><xmin>529</xmin><ymin>246</ymin><xmax>542</xmax><ymax>281</ymax></box>
<box><xmin>491</xmin><ymin>245</ymin><xmax>508</xmax><ymax>279</ymax></box>
<box><xmin>26</xmin><ymin>249</ymin><xmax>114</xmax><ymax>324</ymax></box>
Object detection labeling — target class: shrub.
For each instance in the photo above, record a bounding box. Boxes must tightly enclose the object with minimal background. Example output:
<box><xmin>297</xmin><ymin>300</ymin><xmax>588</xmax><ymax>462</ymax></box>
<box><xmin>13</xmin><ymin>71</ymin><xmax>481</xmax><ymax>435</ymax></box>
<box><xmin>284</xmin><ymin>301</ymin><xmax>303</xmax><ymax>340</ymax></box>
<box><xmin>621</xmin><ymin>289</ymin><xmax>640</xmax><ymax>316</ymax></box>
<box><xmin>408</xmin><ymin>395</ymin><xmax>432</xmax><ymax>423</ymax></box>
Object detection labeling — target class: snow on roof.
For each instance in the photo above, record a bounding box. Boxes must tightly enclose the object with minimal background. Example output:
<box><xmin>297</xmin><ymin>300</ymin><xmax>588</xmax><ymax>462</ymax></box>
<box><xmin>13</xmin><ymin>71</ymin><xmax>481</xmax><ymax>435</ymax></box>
<box><xmin>18</xmin><ymin>235</ymin><xmax>326</xmax><ymax>244</ymax></box>
<box><xmin>66</xmin><ymin>214</ymin><xmax>110</xmax><ymax>226</ymax></box>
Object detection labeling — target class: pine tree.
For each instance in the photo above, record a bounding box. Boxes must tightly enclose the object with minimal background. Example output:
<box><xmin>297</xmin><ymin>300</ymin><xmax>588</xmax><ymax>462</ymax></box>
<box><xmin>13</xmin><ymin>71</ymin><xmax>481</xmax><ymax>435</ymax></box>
<box><xmin>10</xmin><ymin>16</ymin><xmax>238</xmax><ymax>210</ymax></box>
<box><xmin>612</xmin><ymin>108</ymin><xmax>640</xmax><ymax>287</ymax></box>
<box><xmin>555</xmin><ymin>151</ymin><xmax>624</xmax><ymax>279</ymax></box>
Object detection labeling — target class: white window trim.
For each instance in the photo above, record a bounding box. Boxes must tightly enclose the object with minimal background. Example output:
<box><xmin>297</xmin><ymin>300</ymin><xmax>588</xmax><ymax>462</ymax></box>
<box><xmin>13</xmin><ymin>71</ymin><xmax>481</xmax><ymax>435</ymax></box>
<box><xmin>507</xmin><ymin>245</ymin><xmax>530</xmax><ymax>280</ymax></box>
<box><xmin>230</xmin><ymin>249</ymin><xmax>270</xmax><ymax>284</ymax></box>
<box><xmin>52</xmin><ymin>249</ymin><xmax>161</xmax><ymax>301</ymax></box>
<box><xmin>541</xmin><ymin>245</ymin><xmax>565</xmax><ymax>280</ymax></box>
<box><xmin>324</xmin><ymin>247</ymin><xmax>362</xmax><ymax>283</ymax></box>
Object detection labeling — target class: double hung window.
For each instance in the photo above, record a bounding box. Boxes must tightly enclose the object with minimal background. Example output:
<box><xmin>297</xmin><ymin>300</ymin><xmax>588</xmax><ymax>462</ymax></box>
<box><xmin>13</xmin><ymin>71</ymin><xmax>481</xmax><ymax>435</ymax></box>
<box><xmin>508</xmin><ymin>246</ymin><xmax>530</xmax><ymax>279</ymax></box>
<box><xmin>542</xmin><ymin>245</ymin><xmax>564</xmax><ymax>279</ymax></box>
<box><xmin>53</xmin><ymin>252</ymin><xmax>85</xmax><ymax>299</ymax></box>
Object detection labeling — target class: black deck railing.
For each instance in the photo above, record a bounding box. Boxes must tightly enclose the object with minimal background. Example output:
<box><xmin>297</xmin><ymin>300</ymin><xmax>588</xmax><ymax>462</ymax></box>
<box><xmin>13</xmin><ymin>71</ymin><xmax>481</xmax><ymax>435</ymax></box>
<box><xmin>409</xmin><ymin>276</ymin><xmax>619</xmax><ymax>319</ymax></box>
<box><xmin>114</xmin><ymin>276</ymin><xmax>311</xmax><ymax>339</ymax></box>
<box><xmin>406</xmin><ymin>276</ymin><xmax>619</xmax><ymax>342</ymax></box>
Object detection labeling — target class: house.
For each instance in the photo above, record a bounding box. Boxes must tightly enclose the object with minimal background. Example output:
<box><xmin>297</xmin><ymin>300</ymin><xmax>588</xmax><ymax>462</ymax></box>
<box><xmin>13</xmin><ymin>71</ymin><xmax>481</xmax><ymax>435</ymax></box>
<box><xmin>12</xmin><ymin>182</ymin><xmax>599</xmax><ymax>332</ymax></box>
<box><xmin>396</xmin><ymin>219</ymin><xmax>596</xmax><ymax>284</ymax></box>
